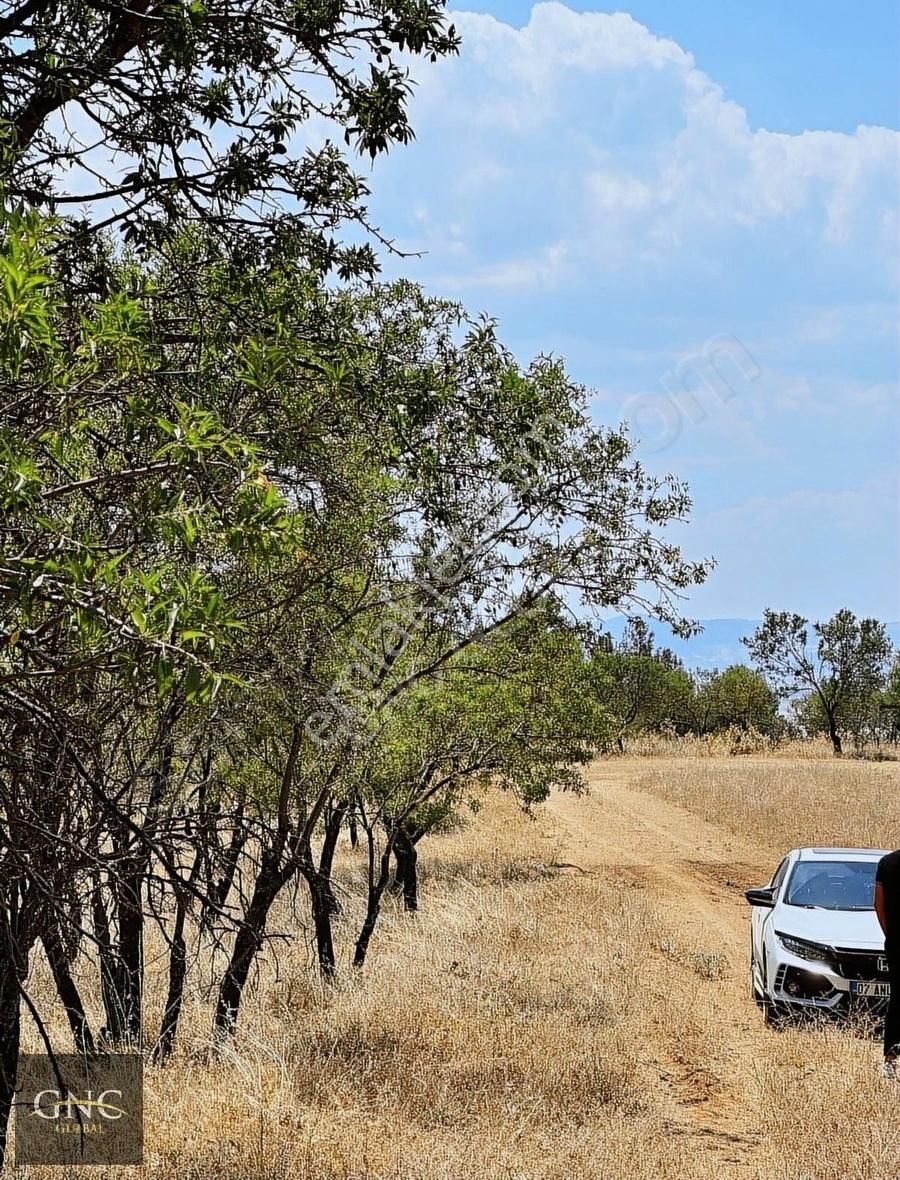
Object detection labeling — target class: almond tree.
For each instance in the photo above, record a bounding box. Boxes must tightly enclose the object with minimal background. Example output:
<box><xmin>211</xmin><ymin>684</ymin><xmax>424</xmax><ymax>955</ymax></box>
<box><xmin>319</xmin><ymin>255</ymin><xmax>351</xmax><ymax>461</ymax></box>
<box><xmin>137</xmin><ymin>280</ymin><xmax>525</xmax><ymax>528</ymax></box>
<box><xmin>0</xmin><ymin>213</ymin><xmax>300</xmax><ymax>1165</ymax></box>
<box><xmin>1</xmin><ymin>0</ymin><xmax>458</xmax><ymax>264</ymax></box>
<box><xmin>695</xmin><ymin>665</ymin><xmax>778</xmax><ymax>735</ymax></box>
<box><xmin>744</xmin><ymin>609</ymin><xmax>892</xmax><ymax>755</ymax></box>
<box><xmin>206</xmin><ymin>280</ymin><xmax>711</xmax><ymax>1037</ymax></box>
<box><xmin>347</xmin><ymin>600</ymin><xmax>611</xmax><ymax>968</ymax></box>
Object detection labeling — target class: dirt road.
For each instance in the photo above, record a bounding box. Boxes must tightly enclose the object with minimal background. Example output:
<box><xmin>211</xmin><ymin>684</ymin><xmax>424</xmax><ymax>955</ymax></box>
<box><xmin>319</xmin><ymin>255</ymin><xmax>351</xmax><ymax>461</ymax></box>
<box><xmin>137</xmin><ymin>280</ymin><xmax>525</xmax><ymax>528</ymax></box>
<box><xmin>545</xmin><ymin>760</ymin><xmax>815</xmax><ymax>1176</ymax></box>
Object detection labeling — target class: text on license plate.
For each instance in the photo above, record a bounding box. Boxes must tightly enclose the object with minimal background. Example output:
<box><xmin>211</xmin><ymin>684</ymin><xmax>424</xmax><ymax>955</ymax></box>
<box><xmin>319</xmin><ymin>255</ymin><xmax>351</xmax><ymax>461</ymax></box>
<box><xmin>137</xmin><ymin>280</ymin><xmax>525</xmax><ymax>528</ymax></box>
<box><xmin>850</xmin><ymin>980</ymin><xmax>890</xmax><ymax>998</ymax></box>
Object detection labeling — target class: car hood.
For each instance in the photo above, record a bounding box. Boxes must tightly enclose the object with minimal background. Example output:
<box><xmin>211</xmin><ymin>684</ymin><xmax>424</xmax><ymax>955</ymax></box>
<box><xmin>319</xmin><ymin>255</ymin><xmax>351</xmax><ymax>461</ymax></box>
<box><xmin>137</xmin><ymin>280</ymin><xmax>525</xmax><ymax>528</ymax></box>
<box><xmin>774</xmin><ymin>904</ymin><xmax>884</xmax><ymax>949</ymax></box>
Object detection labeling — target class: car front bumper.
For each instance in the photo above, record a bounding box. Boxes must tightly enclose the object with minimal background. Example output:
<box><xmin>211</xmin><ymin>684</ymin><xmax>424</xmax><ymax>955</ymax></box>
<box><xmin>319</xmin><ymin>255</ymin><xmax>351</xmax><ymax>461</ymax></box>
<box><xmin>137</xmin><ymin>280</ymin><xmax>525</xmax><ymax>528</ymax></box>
<box><xmin>771</xmin><ymin>952</ymin><xmax>889</xmax><ymax>1011</ymax></box>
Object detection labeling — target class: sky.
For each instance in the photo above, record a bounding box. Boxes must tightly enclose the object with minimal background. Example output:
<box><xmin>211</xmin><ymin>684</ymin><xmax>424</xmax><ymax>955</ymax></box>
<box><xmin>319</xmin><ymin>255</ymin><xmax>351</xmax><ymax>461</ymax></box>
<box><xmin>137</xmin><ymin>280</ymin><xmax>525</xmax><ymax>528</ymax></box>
<box><xmin>362</xmin><ymin>1</ymin><xmax>900</xmax><ymax>623</ymax></box>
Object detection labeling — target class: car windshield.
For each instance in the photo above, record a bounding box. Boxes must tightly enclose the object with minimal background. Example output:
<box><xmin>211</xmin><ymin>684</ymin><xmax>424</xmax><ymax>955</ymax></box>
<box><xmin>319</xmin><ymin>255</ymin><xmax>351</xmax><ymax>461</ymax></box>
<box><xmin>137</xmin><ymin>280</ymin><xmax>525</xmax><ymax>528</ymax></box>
<box><xmin>783</xmin><ymin>860</ymin><xmax>877</xmax><ymax>911</ymax></box>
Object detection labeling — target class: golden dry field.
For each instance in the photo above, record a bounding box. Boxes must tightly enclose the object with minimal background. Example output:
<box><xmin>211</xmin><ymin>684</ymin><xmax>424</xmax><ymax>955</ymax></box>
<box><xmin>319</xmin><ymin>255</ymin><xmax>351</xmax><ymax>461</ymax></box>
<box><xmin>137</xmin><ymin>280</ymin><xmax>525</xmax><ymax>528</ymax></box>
<box><xmin>15</xmin><ymin>753</ymin><xmax>900</xmax><ymax>1180</ymax></box>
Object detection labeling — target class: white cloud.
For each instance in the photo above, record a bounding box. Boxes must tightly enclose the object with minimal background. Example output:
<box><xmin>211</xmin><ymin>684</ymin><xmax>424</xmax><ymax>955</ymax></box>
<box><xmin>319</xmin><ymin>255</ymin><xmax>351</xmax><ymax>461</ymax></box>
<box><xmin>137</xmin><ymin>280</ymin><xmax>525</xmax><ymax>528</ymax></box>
<box><xmin>588</xmin><ymin>171</ymin><xmax>654</xmax><ymax>215</ymax></box>
<box><xmin>368</xmin><ymin>5</ymin><xmax>899</xmax><ymax>621</ymax></box>
<box><xmin>437</xmin><ymin>242</ymin><xmax>570</xmax><ymax>291</ymax></box>
<box><xmin>381</xmin><ymin>3</ymin><xmax>899</xmax><ymax>287</ymax></box>
<box><xmin>702</xmin><ymin>475</ymin><xmax>898</xmax><ymax>539</ymax></box>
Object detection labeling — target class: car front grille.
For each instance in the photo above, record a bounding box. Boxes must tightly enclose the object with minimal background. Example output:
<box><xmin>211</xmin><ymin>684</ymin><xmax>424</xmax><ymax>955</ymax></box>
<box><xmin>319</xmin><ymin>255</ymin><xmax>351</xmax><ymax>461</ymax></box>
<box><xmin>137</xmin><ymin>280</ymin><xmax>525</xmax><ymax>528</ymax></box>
<box><xmin>831</xmin><ymin>948</ymin><xmax>890</xmax><ymax>981</ymax></box>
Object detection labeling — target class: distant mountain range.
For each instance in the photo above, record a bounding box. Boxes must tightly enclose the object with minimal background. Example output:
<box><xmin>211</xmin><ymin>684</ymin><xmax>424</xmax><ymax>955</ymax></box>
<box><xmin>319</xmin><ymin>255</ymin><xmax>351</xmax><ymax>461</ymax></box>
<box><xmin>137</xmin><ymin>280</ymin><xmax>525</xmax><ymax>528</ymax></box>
<box><xmin>599</xmin><ymin>617</ymin><xmax>900</xmax><ymax>672</ymax></box>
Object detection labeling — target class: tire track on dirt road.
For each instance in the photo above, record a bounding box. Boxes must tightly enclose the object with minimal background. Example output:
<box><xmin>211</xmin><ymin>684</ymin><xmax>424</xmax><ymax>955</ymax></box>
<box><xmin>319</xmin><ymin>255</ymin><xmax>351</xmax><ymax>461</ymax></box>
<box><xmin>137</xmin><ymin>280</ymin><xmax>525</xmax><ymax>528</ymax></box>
<box><xmin>546</xmin><ymin>760</ymin><xmax>779</xmax><ymax>1176</ymax></box>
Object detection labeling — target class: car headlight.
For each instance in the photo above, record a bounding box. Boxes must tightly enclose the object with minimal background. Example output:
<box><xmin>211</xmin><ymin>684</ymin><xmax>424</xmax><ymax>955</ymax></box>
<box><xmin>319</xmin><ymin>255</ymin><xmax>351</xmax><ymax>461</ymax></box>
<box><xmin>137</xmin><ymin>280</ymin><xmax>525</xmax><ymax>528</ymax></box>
<box><xmin>776</xmin><ymin>932</ymin><xmax>832</xmax><ymax>964</ymax></box>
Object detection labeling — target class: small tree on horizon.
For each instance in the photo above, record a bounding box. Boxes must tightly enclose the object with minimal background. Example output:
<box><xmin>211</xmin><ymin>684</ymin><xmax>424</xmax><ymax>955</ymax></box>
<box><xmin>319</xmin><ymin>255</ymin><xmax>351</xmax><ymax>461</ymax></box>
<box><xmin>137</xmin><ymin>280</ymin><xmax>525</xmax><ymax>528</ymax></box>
<box><xmin>743</xmin><ymin>609</ymin><xmax>893</xmax><ymax>755</ymax></box>
<box><xmin>700</xmin><ymin>665</ymin><xmax>779</xmax><ymax>736</ymax></box>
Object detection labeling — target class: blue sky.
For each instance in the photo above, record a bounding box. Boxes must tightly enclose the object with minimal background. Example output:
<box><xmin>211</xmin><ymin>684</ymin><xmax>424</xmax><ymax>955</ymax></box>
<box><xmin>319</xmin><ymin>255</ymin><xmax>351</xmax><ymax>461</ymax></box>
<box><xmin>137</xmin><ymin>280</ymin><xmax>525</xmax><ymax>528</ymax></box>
<box><xmin>363</xmin><ymin>1</ymin><xmax>900</xmax><ymax>622</ymax></box>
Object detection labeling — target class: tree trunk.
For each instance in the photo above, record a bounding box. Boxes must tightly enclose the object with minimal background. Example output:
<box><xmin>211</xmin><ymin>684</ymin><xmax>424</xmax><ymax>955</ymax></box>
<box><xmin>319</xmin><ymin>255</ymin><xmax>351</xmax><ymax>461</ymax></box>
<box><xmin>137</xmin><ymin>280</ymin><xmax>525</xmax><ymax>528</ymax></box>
<box><xmin>299</xmin><ymin>803</ymin><xmax>346</xmax><ymax>978</ymax></box>
<box><xmin>115</xmin><ymin>859</ymin><xmax>144</xmax><ymax>1043</ymax></box>
<box><xmin>0</xmin><ymin>889</ymin><xmax>33</xmax><ymax>1172</ymax></box>
<box><xmin>309</xmin><ymin>877</ymin><xmax>337</xmax><ymax>977</ymax></box>
<box><xmin>114</xmin><ymin>720</ymin><xmax>177</xmax><ymax>1045</ymax></box>
<box><xmin>318</xmin><ymin>803</ymin><xmax>346</xmax><ymax>918</ymax></box>
<box><xmin>827</xmin><ymin>714</ymin><xmax>843</xmax><ymax>755</ymax></box>
<box><xmin>213</xmin><ymin>854</ymin><xmax>290</xmax><ymax>1040</ymax></box>
<box><xmin>203</xmin><ymin>806</ymin><xmax>247</xmax><ymax>929</ymax></box>
<box><xmin>0</xmin><ymin>951</ymin><xmax>22</xmax><ymax>1172</ymax></box>
<box><xmin>93</xmin><ymin>880</ymin><xmax>128</xmax><ymax>1044</ymax></box>
<box><xmin>42</xmin><ymin>929</ymin><xmax>95</xmax><ymax>1057</ymax></box>
<box><xmin>152</xmin><ymin>894</ymin><xmax>188</xmax><ymax>1064</ymax></box>
<box><xmin>353</xmin><ymin>840</ymin><xmax>393</xmax><ymax>969</ymax></box>
<box><xmin>154</xmin><ymin>847</ymin><xmax>203</xmax><ymax>1064</ymax></box>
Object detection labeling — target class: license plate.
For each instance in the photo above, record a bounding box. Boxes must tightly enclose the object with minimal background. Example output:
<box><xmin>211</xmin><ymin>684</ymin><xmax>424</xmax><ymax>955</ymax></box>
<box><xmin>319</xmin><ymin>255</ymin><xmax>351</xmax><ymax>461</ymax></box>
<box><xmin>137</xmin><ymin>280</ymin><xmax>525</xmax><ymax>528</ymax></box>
<box><xmin>850</xmin><ymin>980</ymin><xmax>890</xmax><ymax>998</ymax></box>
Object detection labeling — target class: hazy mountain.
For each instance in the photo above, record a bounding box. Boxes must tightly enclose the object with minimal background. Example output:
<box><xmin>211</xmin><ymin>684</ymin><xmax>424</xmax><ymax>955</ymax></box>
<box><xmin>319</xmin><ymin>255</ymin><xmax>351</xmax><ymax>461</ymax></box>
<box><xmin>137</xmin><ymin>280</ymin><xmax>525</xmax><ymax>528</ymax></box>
<box><xmin>599</xmin><ymin>617</ymin><xmax>900</xmax><ymax>672</ymax></box>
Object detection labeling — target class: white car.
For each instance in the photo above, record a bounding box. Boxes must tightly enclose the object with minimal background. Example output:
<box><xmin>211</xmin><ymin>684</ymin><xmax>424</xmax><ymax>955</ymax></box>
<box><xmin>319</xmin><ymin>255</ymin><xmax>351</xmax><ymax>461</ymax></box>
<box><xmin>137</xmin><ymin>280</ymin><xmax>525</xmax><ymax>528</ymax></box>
<box><xmin>746</xmin><ymin>846</ymin><xmax>891</xmax><ymax>1021</ymax></box>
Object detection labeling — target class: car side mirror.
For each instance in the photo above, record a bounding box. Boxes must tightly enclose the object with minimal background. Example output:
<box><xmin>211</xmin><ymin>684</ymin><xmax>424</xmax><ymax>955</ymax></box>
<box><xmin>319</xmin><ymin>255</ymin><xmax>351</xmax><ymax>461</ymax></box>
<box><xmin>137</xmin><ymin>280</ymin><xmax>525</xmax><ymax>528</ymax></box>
<box><xmin>745</xmin><ymin>886</ymin><xmax>776</xmax><ymax>908</ymax></box>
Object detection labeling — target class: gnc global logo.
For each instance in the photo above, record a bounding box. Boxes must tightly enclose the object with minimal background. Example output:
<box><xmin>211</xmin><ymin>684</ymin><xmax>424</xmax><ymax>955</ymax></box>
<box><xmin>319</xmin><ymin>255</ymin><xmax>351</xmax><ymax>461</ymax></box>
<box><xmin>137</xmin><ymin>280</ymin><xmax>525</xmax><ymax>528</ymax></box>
<box><xmin>29</xmin><ymin>1089</ymin><xmax>127</xmax><ymax>1133</ymax></box>
<box><xmin>16</xmin><ymin>1053</ymin><xmax>143</xmax><ymax>1164</ymax></box>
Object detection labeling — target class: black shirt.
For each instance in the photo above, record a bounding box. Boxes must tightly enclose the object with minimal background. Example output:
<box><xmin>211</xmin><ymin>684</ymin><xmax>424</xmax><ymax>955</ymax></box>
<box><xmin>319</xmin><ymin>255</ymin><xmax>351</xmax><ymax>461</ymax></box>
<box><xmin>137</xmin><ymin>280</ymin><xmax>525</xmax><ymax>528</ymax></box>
<box><xmin>876</xmin><ymin>850</ymin><xmax>900</xmax><ymax>950</ymax></box>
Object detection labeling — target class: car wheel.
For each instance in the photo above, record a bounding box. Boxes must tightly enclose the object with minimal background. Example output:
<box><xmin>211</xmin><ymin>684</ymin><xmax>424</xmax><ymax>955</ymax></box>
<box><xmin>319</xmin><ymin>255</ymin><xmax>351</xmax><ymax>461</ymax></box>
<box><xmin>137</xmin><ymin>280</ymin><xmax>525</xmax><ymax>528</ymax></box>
<box><xmin>763</xmin><ymin>998</ymin><xmax>788</xmax><ymax>1026</ymax></box>
<box><xmin>759</xmin><ymin>950</ymin><xmax>788</xmax><ymax>1027</ymax></box>
<box><xmin>750</xmin><ymin>937</ymin><xmax>765</xmax><ymax>1008</ymax></box>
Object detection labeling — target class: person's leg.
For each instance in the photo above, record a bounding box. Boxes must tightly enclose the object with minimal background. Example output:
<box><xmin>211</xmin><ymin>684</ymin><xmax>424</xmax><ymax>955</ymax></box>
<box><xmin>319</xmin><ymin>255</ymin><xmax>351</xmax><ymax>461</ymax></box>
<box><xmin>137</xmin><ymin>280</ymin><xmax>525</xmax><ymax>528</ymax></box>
<box><xmin>885</xmin><ymin>949</ymin><xmax>900</xmax><ymax>1063</ymax></box>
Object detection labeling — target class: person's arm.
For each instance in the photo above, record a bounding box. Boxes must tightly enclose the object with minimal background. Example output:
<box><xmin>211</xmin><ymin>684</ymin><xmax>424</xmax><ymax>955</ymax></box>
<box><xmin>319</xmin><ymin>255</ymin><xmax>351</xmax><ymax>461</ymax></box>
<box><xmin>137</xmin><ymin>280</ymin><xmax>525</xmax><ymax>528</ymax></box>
<box><xmin>875</xmin><ymin>880</ymin><xmax>889</xmax><ymax>937</ymax></box>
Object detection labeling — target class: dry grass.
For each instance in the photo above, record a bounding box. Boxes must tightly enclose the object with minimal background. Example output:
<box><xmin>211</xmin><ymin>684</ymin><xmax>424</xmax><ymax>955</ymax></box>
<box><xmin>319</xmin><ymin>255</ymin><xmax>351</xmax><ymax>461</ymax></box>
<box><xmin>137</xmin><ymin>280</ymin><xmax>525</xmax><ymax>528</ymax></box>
<box><xmin>755</xmin><ymin>1023</ymin><xmax>900</xmax><ymax>1180</ymax></box>
<box><xmin>621</xmin><ymin>730</ymin><xmax>896</xmax><ymax>761</ymax></box>
<box><xmin>635</xmin><ymin>755</ymin><xmax>899</xmax><ymax>850</ymax></box>
<box><xmin>17</xmin><ymin>797</ymin><xmax>682</xmax><ymax>1180</ymax></box>
<box><xmin>14</xmin><ymin>757</ymin><xmax>900</xmax><ymax>1180</ymax></box>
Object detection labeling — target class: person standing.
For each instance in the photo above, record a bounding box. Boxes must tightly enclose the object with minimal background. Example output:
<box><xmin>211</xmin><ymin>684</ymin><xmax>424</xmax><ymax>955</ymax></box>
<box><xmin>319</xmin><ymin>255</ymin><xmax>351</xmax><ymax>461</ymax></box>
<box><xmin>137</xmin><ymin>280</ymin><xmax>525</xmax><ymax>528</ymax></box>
<box><xmin>874</xmin><ymin>850</ymin><xmax>900</xmax><ymax>1076</ymax></box>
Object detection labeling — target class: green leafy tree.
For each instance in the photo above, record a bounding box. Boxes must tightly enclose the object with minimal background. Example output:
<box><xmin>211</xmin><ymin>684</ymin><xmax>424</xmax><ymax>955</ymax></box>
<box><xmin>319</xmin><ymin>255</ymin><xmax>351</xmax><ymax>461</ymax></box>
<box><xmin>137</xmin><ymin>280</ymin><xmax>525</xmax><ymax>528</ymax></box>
<box><xmin>346</xmin><ymin>600</ymin><xmax>611</xmax><ymax>966</ymax></box>
<box><xmin>0</xmin><ymin>215</ymin><xmax>307</xmax><ymax>1161</ymax></box>
<box><xmin>743</xmin><ymin>609</ymin><xmax>892</xmax><ymax>755</ymax></box>
<box><xmin>795</xmin><ymin>679</ymin><xmax>896</xmax><ymax>749</ymax></box>
<box><xmin>699</xmin><ymin>665</ymin><xmax>778</xmax><ymax>735</ymax></box>
<box><xmin>0</xmin><ymin>215</ymin><xmax>711</xmax><ymax>1173</ymax></box>
<box><xmin>201</xmin><ymin>273</ymin><xmax>710</xmax><ymax>1034</ymax></box>
<box><xmin>0</xmin><ymin>215</ymin><xmax>299</xmax><ymax>696</ymax></box>
<box><xmin>591</xmin><ymin>621</ymin><xmax>694</xmax><ymax>748</ymax></box>
<box><xmin>880</xmin><ymin>655</ymin><xmax>900</xmax><ymax>742</ymax></box>
<box><xmin>0</xmin><ymin>0</ymin><xmax>458</xmax><ymax>264</ymax></box>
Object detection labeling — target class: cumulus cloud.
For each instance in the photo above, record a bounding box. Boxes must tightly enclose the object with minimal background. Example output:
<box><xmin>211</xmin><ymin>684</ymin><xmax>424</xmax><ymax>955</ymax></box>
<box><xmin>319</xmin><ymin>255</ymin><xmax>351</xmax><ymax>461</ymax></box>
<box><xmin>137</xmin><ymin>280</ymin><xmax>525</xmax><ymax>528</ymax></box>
<box><xmin>374</xmin><ymin>3</ymin><xmax>899</xmax><ymax>288</ymax></box>
<box><xmin>366</xmin><ymin>4</ymin><xmax>898</xmax><ymax>618</ymax></box>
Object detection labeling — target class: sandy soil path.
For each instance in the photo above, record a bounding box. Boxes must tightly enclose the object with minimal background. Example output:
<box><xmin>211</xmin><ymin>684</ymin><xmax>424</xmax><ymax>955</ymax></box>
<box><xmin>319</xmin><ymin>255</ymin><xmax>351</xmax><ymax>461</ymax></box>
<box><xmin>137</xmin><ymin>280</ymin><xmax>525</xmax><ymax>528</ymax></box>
<box><xmin>546</xmin><ymin>760</ymin><xmax>784</xmax><ymax>1176</ymax></box>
